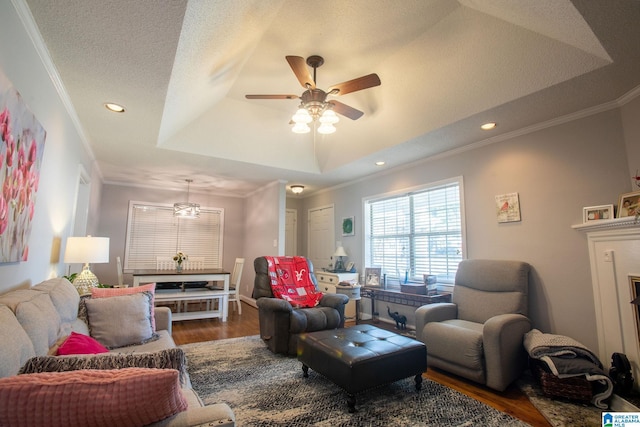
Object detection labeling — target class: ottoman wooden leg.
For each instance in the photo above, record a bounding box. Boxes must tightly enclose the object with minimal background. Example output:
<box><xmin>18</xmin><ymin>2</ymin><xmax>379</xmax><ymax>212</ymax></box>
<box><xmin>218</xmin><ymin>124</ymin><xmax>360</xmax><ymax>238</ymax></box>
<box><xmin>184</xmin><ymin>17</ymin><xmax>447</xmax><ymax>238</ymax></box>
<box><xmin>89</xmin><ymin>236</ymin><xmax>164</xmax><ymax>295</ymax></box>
<box><xmin>415</xmin><ymin>373</ymin><xmax>423</xmax><ymax>391</ymax></box>
<box><xmin>346</xmin><ymin>393</ymin><xmax>356</xmax><ymax>413</ymax></box>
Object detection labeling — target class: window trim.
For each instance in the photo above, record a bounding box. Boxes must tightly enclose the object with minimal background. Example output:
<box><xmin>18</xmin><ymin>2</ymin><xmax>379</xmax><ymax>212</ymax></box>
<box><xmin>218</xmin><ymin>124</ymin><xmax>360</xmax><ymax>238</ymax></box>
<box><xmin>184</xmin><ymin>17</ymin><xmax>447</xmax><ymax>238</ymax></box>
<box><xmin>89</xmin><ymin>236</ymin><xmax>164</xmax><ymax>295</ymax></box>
<box><xmin>362</xmin><ymin>176</ymin><xmax>466</xmax><ymax>290</ymax></box>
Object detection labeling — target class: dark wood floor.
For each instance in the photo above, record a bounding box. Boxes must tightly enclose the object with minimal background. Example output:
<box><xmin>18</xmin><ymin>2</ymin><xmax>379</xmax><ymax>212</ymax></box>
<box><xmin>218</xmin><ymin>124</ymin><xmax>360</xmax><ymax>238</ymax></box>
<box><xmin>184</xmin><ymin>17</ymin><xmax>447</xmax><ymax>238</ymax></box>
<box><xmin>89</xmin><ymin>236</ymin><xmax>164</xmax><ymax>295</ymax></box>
<box><xmin>172</xmin><ymin>302</ymin><xmax>551</xmax><ymax>426</ymax></box>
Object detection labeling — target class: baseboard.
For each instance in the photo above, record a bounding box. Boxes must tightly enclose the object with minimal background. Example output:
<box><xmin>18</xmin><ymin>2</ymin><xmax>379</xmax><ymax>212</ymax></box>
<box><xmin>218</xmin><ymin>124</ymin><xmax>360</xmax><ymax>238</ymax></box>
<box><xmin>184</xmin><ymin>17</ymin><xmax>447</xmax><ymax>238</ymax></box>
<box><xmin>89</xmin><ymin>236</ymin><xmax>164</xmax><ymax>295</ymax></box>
<box><xmin>610</xmin><ymin>393</ymin><xmax>640</xmax><ymax>411</ymax></box>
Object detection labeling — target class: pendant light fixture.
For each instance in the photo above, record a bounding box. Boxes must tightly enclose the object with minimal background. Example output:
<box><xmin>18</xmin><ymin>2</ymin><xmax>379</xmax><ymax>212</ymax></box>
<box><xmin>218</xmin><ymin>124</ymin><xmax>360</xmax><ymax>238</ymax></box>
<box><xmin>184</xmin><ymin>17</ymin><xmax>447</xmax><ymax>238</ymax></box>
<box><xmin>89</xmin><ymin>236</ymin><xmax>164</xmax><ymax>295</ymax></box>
<box><xmin>174</xmin><ymin>179</ymin><xmax>200</xmax><ymax>219</ymax></box>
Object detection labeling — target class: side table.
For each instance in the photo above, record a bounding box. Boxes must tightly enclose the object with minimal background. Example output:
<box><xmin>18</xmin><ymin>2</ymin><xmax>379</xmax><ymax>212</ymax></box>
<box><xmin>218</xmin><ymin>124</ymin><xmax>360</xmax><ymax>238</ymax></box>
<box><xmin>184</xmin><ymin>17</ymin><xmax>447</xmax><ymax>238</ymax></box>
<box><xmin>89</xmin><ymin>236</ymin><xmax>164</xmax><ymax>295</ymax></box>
<box><xmin>335</xmin><ymin>284</ymin><xmax>361</xmax><ymax>324</ymax></box>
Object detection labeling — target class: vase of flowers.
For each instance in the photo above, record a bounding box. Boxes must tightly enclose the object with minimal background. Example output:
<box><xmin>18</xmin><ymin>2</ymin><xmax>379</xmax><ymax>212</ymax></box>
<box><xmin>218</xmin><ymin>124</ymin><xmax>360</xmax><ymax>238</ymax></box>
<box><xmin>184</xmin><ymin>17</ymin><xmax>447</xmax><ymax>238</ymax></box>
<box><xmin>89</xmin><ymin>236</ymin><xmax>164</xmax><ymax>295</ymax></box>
<box><xmin>173</xmin><ymin>251</ymin><xmax>187</xmax><ymax>272</ymax></box>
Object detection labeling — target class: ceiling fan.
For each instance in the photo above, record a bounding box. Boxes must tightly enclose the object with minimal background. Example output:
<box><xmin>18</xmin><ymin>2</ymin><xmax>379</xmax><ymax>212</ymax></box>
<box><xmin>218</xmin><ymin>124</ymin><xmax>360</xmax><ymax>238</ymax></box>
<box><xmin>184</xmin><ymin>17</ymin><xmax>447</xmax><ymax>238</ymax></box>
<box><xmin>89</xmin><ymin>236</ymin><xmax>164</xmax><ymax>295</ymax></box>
<box><xmin>245</xmin><ymin>55</ymin><xmax>381</xmax><ymax>134</ymax></box>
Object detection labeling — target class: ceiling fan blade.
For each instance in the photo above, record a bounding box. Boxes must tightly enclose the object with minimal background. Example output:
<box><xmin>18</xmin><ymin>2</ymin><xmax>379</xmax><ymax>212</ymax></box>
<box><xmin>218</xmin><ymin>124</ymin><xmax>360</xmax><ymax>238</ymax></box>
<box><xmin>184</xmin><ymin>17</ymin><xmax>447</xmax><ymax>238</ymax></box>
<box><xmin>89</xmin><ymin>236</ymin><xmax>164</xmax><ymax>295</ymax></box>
<box><xmin>286</xmin><ymin>56</ymin><xmax>315</xmax><ymax>90</ymax></box>
<box><xmin>329</xmin><ymin>100</ymin><xmax>364</xmax><ymax>120</ymax></box>
<box><xmin>328</xmin><ymin>73</ymin><xmax>381</xmax><ymax>96</ymax></box>
<box><xmin>245</xmin><ymin>94</ymin><xmax>299</xmax><ymax>100</ymax></box>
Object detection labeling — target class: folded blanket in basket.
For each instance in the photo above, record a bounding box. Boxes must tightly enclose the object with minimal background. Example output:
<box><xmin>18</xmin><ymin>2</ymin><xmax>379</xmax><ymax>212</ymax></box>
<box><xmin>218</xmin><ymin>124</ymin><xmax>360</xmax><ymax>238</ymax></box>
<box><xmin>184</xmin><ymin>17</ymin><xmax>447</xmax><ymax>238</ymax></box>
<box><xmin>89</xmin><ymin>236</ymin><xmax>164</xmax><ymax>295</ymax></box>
<box><xmin>524</xmin><ymin>329</ymin><xmax>613</xmax><ymax>409</ymax></box>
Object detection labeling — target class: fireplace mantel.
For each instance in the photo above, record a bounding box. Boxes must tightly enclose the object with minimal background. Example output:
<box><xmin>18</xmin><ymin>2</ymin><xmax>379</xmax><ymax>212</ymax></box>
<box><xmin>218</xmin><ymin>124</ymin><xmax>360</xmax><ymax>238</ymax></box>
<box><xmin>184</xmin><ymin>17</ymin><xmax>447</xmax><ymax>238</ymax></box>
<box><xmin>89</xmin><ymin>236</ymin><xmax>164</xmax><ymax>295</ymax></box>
<box><xmin>572</xmin><ymin>216</ymin><xmax>639</xmax><ymax>233</ymax></box>
<box><xmin>576</xmin><ymin>218</ymin><xmax>640</xmax><ymax>397</ymax></box>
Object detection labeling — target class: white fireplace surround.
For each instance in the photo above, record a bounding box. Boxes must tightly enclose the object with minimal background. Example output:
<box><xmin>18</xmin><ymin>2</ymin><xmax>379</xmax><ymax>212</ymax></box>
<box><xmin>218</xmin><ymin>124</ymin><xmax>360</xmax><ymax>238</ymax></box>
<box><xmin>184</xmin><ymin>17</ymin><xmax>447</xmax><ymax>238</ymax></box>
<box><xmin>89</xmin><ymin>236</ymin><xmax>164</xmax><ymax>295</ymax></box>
<box><xmin>574</xmin><ymin>217</ymin><xmax>640</xmax><ymax>394</ymax></box>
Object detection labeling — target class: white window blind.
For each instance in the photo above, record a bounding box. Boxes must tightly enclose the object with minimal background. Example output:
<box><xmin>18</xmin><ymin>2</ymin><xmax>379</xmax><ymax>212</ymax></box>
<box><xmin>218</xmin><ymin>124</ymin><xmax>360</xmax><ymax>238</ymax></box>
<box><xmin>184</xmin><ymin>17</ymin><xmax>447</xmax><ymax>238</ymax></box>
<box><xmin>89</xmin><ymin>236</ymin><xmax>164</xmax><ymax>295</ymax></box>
<box><xmin>124</xmin><ymin>202</ymin><xmax>224</xmax><ymax>271</ymax></box>
<box><xmin>365</xmin><ymin>178</ymin><xmax>464</xmax><ymax>289</ymax></box>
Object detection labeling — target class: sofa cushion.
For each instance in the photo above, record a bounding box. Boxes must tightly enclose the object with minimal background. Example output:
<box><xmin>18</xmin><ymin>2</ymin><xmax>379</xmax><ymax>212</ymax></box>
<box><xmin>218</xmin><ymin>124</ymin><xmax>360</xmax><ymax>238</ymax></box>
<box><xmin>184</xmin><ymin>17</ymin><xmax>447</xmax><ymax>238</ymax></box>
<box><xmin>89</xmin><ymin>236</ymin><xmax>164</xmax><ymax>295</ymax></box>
<box><xmin>91</xmin><ymin>283</ymin><xmax>156</xmax><ymax>330</ymax></box>
<box><xmin>0</xmin><ymin>305</ymin><xmax>36</xmax><ymax>378</ymax></box>
<box><xmin>0</xmin><ymin>290</ymin><xmax>61</xmax><ymax>356</ymax></box>
<box><xmin>0</xmin><ymin>368</ymin><xmax>188</xmax><ymax>427</ymax></box>
<box><xmin>56</xmin><ymin>332</ymin><xmax>109</xmax><ymax>355</ymax></box>
<box><xmin>85</xmin><ymin>292</ymin><xmax>158</xmax><ymax>349</ymax></box>
<box><xmin>32</xmin><ymin>278</ymin><xmax>79</xmax><ymax>337</ymax></box>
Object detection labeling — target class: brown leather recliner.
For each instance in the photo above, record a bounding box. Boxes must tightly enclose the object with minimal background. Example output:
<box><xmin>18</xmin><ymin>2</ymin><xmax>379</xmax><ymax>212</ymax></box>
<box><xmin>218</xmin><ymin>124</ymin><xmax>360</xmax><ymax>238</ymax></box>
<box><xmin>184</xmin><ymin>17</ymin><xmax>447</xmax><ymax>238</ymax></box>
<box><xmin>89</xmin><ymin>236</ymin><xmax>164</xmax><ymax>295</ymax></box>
<box><xmin>252</xmin><ymin>256</ymin><xmax>349</xmax><ymax>356</ymax></box>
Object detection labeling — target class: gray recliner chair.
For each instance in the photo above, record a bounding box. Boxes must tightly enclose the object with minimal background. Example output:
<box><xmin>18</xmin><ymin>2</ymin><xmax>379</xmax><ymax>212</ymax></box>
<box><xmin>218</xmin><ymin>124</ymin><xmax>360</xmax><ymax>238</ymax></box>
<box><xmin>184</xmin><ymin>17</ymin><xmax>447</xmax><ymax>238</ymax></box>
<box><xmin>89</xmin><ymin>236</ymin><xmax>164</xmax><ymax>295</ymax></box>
<box><xmin>252</xmin><ymin>256</ymin><xmax>349</xmax><ymax>356</ymax></box>
<box><xmin>415</xmin><ymin>259</ymin><xmax>531</xmax><ymax>391</ymax></box>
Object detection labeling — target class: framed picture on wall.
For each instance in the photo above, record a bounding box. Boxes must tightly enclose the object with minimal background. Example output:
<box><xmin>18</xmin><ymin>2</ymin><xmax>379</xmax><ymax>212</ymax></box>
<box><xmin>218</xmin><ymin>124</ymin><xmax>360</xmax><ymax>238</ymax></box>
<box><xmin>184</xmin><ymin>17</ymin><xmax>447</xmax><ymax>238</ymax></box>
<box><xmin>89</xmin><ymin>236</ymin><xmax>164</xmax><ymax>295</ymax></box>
<box><xmin>583</xmin><ymin>204</ymin><xmax>614</xmax><ymax>222</ymax></box>
<box><xmin>495</xmin><ymin>192</ymin><xmax>521</xmax><ymax>223</ymax></box>
<box><xmin>365</xmin><ymin>268</ymin><xmax>382</xmax><ymax>287</ymax></box>
<box><xmin>342</xmin><ymin>216</ymin><xmax>355</xmax><ymax>236</ymax></box>
<box><xmin>617</xmin><ymin>191</ymin><xmax>640</xmax><ymax>218</ymax></box>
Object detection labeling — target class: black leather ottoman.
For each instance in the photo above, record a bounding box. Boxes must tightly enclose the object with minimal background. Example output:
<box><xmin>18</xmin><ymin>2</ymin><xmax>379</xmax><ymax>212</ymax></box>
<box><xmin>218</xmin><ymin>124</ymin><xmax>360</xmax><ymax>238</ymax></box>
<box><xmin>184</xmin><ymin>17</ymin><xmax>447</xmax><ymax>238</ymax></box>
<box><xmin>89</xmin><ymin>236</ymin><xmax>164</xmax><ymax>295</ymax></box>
<box><xmin>297</xmin><ymin>324</ymin><xmax>427</xmax><ymax>412</ymax></box>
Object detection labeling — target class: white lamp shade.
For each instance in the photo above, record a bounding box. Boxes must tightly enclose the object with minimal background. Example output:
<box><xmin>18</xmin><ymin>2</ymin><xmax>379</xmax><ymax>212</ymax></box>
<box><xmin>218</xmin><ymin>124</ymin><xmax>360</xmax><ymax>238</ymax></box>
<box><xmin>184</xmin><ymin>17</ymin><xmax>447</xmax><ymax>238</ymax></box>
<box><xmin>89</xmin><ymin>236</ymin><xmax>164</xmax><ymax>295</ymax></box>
<box><xmin>317</xmin><ymin>123</ymin><xmax>336</xmax><ymax>134</ymax></box>
<box><xmin>292</xmin><ymin>108</ymin><xmax>312</xmax><ymax>124</ymax></box>
<box><xmin>319</xmin><ymin>109</ymin><xmax>339</xmax><ymax>124</ymax></box>
<box><xmin>64</xmin><ymin>236</ymin><xmax>110</xmax><ymax>264</ymax></box>
<box><xmin>292</xmin><ymin>122</ymin><xmax>311</xmax><ymax>134</ymax></box>
<box><xmin>333</xmin><ymin>246</ymin><xmax>348</xmax><ymax>257</ymax></box>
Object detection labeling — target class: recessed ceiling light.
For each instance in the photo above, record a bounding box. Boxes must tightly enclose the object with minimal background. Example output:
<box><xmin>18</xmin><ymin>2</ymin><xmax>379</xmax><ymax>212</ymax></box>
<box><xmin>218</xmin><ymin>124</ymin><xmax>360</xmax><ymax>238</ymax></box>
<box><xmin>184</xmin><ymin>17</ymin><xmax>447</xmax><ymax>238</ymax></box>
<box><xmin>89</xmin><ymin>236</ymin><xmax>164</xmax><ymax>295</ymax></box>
<box><xmin>481</xmin><ymin>122</ymin><xmax>497</xmax><ymax>130</ymax></box>
<box><xmin>375</xmin><ymin>161</ymin><xmax>385</xmax><ymax>166</ymax></box>
<box><xmin>104</xmin><ymin>102</ymin><xmax>126</xmax><ymax>113</ymax></box>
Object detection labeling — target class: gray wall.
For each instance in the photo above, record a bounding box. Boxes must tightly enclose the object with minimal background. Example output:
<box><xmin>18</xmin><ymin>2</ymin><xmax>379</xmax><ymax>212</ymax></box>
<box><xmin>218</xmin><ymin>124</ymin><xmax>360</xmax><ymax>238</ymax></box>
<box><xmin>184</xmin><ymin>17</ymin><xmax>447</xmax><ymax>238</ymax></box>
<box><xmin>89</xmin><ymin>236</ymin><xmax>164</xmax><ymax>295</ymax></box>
<box><xmin>92</xmin><ymin>184</ymin><xmax>246</xmax><ymax>289</ymax></box>
<box><xmin>622</xmin><ymin>95</ymin><xmax>640</xmax><ymax>185</ymax></box>
<box><xmin>241</xmin><ymin>181</ymin><xmax>286</xmax><ymax>300</ymax></box>
<box><xmin>0</xmin><ymin>1</ymin><xmax>100</xmax><ymax>292</ymax></box>
<box><xmin>299</xmin><ymin>107</ymin><xmax>634</xmax><ymax>352</ymax></box>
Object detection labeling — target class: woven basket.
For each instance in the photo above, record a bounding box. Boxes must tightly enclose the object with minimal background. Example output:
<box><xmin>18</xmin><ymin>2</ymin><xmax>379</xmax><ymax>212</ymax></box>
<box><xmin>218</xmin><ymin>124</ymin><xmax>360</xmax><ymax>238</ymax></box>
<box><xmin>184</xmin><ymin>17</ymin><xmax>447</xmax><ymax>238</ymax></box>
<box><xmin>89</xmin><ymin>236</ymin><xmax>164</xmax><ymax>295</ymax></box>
<box><xmin>531</xmin><ymin>360</ymin><xmax>593</xmax><ymax>402</ymax></box>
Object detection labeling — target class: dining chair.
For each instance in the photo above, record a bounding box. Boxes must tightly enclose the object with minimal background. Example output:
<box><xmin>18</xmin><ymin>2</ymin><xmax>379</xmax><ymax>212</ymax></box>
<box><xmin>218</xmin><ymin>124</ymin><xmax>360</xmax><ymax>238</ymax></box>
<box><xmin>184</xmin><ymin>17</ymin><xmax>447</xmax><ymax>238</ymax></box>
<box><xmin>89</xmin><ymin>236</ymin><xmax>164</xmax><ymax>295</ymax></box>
<box><xmin>183</xmin><ymin>256</ymin><xmax>205</xmax><ymax>270</ymax></box>
<box><xmin>156</xmin><ymin>256</ymin><xmax>175</xmax><ymax>270</ymax></box>
<box><xmin>228</xmin><ymin>258</ymin><xmax>245</xmax><ymax>315</ymax></box>
<box><xmin>116</xmin><ymin>256</ymin><xmax>126</xmax><ymax>287</ymax></box>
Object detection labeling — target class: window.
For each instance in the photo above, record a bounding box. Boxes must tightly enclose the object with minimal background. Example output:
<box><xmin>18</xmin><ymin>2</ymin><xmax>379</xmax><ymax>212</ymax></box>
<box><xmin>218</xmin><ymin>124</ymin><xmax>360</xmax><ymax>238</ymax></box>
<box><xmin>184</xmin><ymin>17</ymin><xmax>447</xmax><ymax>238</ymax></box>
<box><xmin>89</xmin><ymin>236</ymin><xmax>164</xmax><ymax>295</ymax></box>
<box><xmin>364</xmin><ymin>177</ymin><xmax>464</xmax><ymax>289</ymax></box>
<box><xmin>124</xmin><ymin>201</ymin><xmax>224</xmax><ymax>271</ymax></box>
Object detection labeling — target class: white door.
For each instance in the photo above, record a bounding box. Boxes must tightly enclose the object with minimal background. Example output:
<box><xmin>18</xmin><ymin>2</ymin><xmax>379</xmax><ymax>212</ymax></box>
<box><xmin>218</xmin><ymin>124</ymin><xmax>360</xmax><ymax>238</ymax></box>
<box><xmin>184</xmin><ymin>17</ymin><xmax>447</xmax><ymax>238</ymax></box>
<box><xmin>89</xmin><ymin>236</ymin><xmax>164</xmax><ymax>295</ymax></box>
<box><xmin>285</xmin><ymin>209</ymin><xmax>297</xmax><ymax>256</ymax></box>
<box><xmin>307</xmin><ymin>205</ymin><xmax>334</xmax><ymax>271</ymax></box>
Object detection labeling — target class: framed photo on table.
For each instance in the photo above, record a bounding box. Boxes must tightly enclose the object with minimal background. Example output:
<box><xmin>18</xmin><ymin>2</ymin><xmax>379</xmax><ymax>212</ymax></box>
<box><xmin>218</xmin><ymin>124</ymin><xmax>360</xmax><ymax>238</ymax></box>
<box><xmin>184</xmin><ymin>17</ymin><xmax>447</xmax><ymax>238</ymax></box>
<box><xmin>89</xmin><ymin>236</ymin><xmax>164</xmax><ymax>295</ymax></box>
<box><xmin>618</xmin><ymin>191</ymin><xmax>640</xmax><ymax>218</ymax></box>
<box><xmin>582</xmin><ymin>204</ymin><xmax>614</xmax><ymax>222</ymax></box>
<box><xmin>365</xmin><ymin>268</ymin><xmax>382</xmax><ymax>287</ymax></box>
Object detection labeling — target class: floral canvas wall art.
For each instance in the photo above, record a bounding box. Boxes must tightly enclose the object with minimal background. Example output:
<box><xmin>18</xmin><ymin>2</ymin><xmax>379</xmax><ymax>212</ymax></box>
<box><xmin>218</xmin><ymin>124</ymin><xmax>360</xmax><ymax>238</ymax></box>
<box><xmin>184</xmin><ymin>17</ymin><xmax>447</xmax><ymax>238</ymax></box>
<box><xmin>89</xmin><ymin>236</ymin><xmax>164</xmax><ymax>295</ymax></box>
<box><xmin>0</xmin><ymin>68</ymin><xmax>47</xmax><ymax>262</ymax></box>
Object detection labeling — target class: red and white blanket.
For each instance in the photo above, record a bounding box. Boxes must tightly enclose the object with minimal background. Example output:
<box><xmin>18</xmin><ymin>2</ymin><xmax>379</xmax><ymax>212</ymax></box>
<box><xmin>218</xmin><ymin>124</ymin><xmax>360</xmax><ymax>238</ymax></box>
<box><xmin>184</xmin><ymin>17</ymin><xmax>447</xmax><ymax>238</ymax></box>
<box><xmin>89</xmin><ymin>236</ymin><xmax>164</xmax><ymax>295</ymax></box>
<box><xmin>264</xmin><ymin>256</ymin><xmax>323</xmax><ymax>308</ymax></box>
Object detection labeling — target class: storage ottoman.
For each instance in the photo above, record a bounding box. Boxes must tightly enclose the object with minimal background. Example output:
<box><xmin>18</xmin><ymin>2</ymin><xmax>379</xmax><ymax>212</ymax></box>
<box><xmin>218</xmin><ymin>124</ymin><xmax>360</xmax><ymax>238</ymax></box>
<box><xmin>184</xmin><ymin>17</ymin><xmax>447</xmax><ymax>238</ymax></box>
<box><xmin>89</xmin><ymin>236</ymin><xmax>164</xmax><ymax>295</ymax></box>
<box><xmin>297</xmin><ymin>324</ymin><xmax>427</xmax><ymax>412</ymax></box>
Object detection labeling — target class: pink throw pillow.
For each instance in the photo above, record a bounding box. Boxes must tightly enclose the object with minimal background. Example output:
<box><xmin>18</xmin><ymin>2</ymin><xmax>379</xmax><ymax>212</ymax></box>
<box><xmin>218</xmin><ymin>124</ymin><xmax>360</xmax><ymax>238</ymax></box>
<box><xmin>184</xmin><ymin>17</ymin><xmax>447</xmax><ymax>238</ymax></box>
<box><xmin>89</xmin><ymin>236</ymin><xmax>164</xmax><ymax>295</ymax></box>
<box><xmin>0</xmin><ymin>368</ymin><xmax>187</xmax><ymax>427</ymax></box>
<box><xmin>56</xmin><ymin>332</ymin><xmax>109</xmax><ymax>355</ymax></box>
<box><xmin>91</xmin><ymin>283</ymin><xmax>156</xmax><ymax>330</ymax></box>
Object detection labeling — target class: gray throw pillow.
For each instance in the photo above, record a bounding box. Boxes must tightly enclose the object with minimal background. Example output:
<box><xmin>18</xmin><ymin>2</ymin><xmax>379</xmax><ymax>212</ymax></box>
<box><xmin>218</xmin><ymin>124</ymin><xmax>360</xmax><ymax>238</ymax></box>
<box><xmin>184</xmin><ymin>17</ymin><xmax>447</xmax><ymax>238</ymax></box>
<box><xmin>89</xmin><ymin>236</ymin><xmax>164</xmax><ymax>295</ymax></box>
<box><xmin>85</xmin><ymin>292</ymin><xmax>158</xmax><ymax>349</ymax></box>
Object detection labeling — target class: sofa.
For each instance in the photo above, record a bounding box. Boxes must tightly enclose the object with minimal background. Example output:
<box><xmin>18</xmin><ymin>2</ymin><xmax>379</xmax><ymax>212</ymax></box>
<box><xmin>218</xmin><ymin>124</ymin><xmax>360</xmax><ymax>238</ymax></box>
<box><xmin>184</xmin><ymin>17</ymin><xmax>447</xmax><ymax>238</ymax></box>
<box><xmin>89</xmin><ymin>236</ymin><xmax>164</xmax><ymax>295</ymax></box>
<box><xmin>0</xmin><ymin>277</ymin><xmax>235</xmax><ymax>427</ymax></box>
<box><xmin>252</xmin><ymin>256</ymin><xmax>349</xmax><ymax>356</ymax></box>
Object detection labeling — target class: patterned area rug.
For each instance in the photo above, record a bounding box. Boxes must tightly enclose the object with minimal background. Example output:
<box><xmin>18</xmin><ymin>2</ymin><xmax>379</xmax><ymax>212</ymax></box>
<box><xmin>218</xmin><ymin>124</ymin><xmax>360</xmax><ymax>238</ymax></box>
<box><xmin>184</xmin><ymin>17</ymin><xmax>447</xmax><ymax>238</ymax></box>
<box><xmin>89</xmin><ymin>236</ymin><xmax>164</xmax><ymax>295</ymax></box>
<box><xmin>517</xmin><ymin>370</ymin><xmax>603</xmax><ymax>427</ymax></box>
<box><xmin>182</xmin><ymin>335</ymin><xmax>531</xmax><ymax>427</ymax></box>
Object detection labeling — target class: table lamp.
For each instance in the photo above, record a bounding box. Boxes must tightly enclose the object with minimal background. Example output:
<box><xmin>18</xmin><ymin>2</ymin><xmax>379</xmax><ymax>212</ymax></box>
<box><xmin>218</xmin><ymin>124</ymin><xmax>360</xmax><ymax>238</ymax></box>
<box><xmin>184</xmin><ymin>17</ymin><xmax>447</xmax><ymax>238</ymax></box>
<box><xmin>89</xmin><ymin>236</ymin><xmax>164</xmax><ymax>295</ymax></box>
<box><xmin>64</xmin><ymin>235</ymin><xmax>110</xmax><ymax>295</ymax></box>
<box><xmin>333</xmin><ymin>246</ymin><xmax>348</xmax><ymax>272</ymax></box>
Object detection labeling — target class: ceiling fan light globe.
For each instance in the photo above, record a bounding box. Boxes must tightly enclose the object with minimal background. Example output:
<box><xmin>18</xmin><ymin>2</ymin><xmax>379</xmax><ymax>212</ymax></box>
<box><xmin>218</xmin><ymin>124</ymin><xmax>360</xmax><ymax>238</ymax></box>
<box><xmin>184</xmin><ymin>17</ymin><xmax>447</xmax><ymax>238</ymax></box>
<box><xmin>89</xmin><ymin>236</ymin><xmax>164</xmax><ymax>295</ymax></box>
<box><xmin>292</xmin><ymin>108</ymin><xmax>312</xmax><ymax>124</ymax></box>
<box><xmin>318</xmin><ymin>123</ymin><xmax>336</xmax><ymax>134</ymax></box>
<box><xmin>319</xmin><ymin>109</ymin><xmax>339</xmax><ymax>124</ymax></box>
<box><xmin>292</xmin><ymin>122</ymin><xmax>311</xmax><ymax>134</ymax></box>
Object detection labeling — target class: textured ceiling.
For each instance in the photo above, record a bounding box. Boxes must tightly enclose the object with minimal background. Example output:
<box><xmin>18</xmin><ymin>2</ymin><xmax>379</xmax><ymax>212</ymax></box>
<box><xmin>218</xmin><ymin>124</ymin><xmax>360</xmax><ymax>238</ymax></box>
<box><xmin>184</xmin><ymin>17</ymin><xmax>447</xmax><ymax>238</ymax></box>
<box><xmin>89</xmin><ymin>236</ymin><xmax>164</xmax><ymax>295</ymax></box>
<box><xmin>23</xmin><ymin>0</ymin><xmax>640</xmax><ymax>196</ymax></box>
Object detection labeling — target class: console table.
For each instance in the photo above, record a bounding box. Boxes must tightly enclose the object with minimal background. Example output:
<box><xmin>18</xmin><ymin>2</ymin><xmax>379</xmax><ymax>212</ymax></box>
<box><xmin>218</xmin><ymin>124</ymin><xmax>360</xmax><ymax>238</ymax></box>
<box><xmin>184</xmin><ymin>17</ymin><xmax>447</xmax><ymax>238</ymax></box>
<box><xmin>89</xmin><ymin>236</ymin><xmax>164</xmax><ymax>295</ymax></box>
<box><xmin>132</xmin><ymin>269</ymin><xmax>230</xmax><ymax>322</ymax></box>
